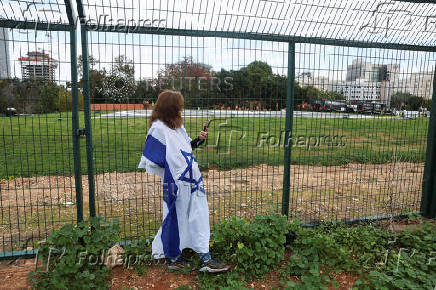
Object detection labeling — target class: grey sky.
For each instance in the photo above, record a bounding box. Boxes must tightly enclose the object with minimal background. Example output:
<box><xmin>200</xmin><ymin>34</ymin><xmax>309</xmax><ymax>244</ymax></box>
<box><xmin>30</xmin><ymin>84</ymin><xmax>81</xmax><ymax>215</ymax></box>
<box><xmin>1</xmin><ymin>0</ymin><xmax>436</xmax><ymax>85</ymax></box>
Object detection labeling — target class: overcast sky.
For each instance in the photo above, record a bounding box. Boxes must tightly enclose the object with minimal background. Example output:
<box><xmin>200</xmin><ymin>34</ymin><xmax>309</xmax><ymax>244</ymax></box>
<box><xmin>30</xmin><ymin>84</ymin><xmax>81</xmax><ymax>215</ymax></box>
<box><xmin>1</xmin><ymin>0</ymin><xmax>436</xmax><ymax>85</ymax></box>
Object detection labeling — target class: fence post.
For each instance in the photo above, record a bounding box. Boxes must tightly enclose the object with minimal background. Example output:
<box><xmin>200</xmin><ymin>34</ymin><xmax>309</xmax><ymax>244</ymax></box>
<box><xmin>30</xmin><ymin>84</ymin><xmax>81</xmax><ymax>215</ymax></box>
<box><xmin>70</xmin><ymin>27</ymin><xmax>84</xmax><ymax>222</ymax></box>
<box><xmin>65</xmin><ymin>0</ymin><xmax>83</xmax><ymax>222</ymax></box>
<box><xmin>282</xmin><ymin>42</ymin><xmax>295</xmax><ymax>217</ymax></box>
<box><xmin>76</xmin><ymin>1</ymin><xmax>96</xmax><ymax>217</ymax></box>
<box><xmin>421</xmin><ymin>68</ymin><xmax>436</xmax><ymax>218</ymax></box>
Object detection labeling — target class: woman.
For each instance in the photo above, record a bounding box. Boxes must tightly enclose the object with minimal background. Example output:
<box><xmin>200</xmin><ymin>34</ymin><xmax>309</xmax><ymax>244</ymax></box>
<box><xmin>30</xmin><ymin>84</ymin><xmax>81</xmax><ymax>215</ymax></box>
<box><xmin>138</xmin><ymin>90</ymin><xmax>230</xmax><ymax>273</ymax></box>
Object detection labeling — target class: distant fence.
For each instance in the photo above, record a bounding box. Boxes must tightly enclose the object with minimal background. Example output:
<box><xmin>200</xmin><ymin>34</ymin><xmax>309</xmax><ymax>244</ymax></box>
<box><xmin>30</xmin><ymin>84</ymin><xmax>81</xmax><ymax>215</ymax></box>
<box><xmin>91</xmin><ymin>104</ymin><xmax>144</xmax><ymax>111</ymax></box>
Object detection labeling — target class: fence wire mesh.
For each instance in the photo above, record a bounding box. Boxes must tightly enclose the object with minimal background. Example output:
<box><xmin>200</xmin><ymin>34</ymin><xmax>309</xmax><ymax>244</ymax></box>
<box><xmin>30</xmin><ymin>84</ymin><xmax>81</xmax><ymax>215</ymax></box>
<box><xmin>291</xmin><ymin>44</ymin><xmax>432</xmax><ymax>221</ymax></box>
<box><xmin>0</xmin><ymin>0</ymin><xmax>435</xmax><ymax>256</ymax></box>
<box><xmin>0</xmin><ymin>27</ymin><xmax>78</xmax><ymax>254</ymax></box>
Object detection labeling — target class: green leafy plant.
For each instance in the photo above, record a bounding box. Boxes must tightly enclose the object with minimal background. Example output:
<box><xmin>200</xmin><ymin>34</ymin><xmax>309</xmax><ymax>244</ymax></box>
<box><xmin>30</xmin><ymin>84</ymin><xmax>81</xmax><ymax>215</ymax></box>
<box><xmin>29</xmin><ymin>217</ymin><xmax>121</xmax><ymax>289</ymax></box>
<box><xmin>280</xmin><ymin>224</ymin><xmax>353</xmax><ymax>289</ymax></box>
<box><xmin>122</xmin><ymin>237</ymin><xmax>154</xmax><ymax>275</ymax></box>
<box><xmin>211</xmin><ymin>213</ymin><xmax>288</xmax><ymax>278</ymax></box>
<box><xmin>197</xmin><ymin>270</ymin><xmax>247</xmax><ymax>290</ymax></box>
<box><xmin>355</xmin><ymin>221</ymin><xmax>436</xmax><ymax>289</ymax></box>
<box><xmin>322</xmin><ymin>222</ymin><xmax>391</xmax><ymax>271</ymax></box>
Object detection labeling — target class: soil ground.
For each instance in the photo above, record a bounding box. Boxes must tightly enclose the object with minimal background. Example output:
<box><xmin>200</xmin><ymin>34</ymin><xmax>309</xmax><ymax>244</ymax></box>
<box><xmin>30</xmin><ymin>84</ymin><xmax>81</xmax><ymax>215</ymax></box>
<box><xmin>0</xmin><ymin>252</ymin><xmax>358</xmax><ymax>290</ymax></box>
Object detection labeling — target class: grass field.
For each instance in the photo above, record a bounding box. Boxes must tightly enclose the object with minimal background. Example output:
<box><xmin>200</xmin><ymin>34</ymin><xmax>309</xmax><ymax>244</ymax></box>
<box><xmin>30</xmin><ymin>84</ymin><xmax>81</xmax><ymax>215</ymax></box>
<box><xmin>0</xmin><ymin>111</ymin><xmax>429</xmax><ymax>253</ymax></box>
<box><xmin>0</xmin><ymin>111</ymin><xmax>430</xmax><ymax>179</ymax></box>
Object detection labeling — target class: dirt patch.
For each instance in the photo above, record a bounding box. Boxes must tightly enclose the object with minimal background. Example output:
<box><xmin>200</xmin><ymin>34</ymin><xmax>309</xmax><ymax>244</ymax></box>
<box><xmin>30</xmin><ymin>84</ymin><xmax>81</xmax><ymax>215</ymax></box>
<box><xmin>0</xmin><ymin>258</ymin><xmax>35</xmax><ymax>289</ymax></box>
<box><xmin>0</xmin><ymin>254</ymin><xmax>359</xmax><ymax>290</ymax></box>
<box><xmin>111</xmin><ymin>265</ymin><xmax>198</xmax><ymax>289</ymax></box>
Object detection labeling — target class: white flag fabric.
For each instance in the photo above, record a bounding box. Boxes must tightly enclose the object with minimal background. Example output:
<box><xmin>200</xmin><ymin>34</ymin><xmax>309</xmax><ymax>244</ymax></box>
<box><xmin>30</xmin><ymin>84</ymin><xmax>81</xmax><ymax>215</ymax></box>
<box><xmin>138</xmin><ymin>119</ymin><xmax>210</xmax><ymax>259</ymax></box>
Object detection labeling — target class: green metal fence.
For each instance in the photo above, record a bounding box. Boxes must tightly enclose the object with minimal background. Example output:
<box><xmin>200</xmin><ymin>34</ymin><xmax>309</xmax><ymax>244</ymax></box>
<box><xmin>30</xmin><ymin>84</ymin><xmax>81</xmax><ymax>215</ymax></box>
<box><xmin>1</xmin><ymin>0</ymin><xmax>436</xmax><ymax>258</ymax></box>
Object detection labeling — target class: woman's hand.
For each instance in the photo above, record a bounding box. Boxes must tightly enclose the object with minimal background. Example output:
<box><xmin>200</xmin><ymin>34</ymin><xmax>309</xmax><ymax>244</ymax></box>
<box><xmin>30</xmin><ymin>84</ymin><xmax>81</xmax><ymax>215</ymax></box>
<box><xmin>199</xmin><ymin>124</ymin><xmax>209</xmax><ymax>140</ymax></box>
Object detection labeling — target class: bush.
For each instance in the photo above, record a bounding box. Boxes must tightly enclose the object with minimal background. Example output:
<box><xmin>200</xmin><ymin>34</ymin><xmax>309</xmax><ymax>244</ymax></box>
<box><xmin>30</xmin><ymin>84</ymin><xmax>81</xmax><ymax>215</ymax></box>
<box><xmin>29</xmin><ymin>217</ymin><xmax>120</xmax><ymax>289</ymax></box>
<box><xmin>0</xmin><ymin>78</ymin><xmax>83</xmax><ymax>114</ymax></box>
<box><xmin>211</xmin><ymin>213</ymin><xmax>288</xmax><ymax>278</ymax></box>
<box><xmin>36</xmin><ymin>82</ymin><xmax>60</xmax><ymax>114</ymax></box>
<box><xmin>56</xmin><ymin>89</ymin><xmax>84</xmax><ymax>112</ymax></box>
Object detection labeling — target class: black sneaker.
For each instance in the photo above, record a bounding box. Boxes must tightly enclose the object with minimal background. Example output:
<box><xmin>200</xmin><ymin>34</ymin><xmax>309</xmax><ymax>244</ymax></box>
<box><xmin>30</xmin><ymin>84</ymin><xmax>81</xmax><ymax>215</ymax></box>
<box><xmin>199</xmin><ymin>258</ymin><xmax>231</xmax><ymax>273</ymax></box>
<box><xmin>167</xmin><ymin>256</ymin><xmax>193</xmax><ymax>271</ymax></box>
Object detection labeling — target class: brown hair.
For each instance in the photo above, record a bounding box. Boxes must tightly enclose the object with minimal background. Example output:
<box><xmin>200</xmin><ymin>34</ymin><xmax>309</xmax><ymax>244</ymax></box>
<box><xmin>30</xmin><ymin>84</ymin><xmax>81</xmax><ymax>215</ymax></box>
<box><xmin>149</xmin><ymin>90</ymin><xmax>184</xmax><ymax>129</ymax></box>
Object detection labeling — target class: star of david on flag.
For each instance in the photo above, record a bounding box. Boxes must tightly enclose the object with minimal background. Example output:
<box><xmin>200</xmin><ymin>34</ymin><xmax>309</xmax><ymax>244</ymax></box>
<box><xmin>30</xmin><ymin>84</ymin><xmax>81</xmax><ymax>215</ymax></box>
<box><xmin>178</xmin><ymin>150</ymin><xmax>205</xmax><ymax>194</ymax></box>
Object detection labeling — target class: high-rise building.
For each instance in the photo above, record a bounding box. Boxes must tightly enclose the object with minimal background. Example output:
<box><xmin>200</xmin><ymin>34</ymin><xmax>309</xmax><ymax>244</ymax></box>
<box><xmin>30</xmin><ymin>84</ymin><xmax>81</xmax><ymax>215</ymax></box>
<box><xmin>393</xmin><ymin>72</ymin><xmax>434</xmax><ymax>100</ymax></box>
<box><xmin>19</xmin><ymin>51</ymin><xmax>58</xmax><ymax>81</ymax></box>
<box><xmin>0</xmin><ymin>28</ymin><xmax>11</xmax><ymax>79</ymax></box>
<box><xmin>346</xmin><ymin>59</ymin><xmax>399</xmax><ymax>83</ymax></box>
<box><xmin>295</xmin><ymin>73</ymin><xmax>334</xmax><ymax>92</ymax></box>
<box><xmin>341</xmin><ymin>59</ymin><xmax>400</xmax><ymax>104</ymax></box>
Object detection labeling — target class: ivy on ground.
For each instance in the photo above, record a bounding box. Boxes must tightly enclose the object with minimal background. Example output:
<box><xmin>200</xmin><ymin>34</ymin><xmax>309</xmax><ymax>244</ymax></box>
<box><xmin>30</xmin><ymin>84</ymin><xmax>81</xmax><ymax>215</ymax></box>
<box><xmin>28</xmin><ymin>214</ymin><xmax>436</xmax><ymax>290</ymax></box>
<box><xmin>29</xmin><ymin>217</ymin><xmax>120</xmax><ymax>290</ymax></box>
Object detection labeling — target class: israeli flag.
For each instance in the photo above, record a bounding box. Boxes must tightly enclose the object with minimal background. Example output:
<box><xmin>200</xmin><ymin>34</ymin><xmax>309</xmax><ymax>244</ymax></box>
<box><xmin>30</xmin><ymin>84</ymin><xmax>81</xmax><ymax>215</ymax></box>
<box><xmin>138</xmin><ymin>119</ymin><xmax>210</xmax><ymax>259</ymax></box>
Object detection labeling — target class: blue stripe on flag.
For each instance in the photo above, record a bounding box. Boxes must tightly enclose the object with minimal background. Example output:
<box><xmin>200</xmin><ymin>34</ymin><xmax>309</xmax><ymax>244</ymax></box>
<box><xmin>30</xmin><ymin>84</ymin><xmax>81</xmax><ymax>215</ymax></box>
<box><xmin>162</xmin><ymin>163</ymin><xmax>181</xmax><ymax>258</ymax></box>
<box><xmin>142</xmin><ymin>130</ymin><xmax>181</xmax><ymax>258</ymax></box>
<box><xmin>143</xmin><ymin>134</ymin><xmax>165</xmax><ymax>167</ymax></box>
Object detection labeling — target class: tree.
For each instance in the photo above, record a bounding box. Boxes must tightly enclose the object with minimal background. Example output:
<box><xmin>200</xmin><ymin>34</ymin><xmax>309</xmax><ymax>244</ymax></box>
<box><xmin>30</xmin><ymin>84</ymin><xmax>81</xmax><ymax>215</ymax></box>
<box><xmin>390</xmin><ymin>92</ymin><xmax>424</xmax><ymax>110</ymax></box>
<box><xmin>102</xmin><ymin>55</ymin><xmax>136</xmax><ymax>103</ymax></box>
<box><xmin>112</xmin><ymin>55</ymin><xmax>135</xmax><ymax>77</ymax></box>
<box><xmin>37</xmin><ymin>82</ymin><xmax>60</xmax><ymax>113</ymax></box>
<box><xmin>134</xmin><ymin>79</ymin><xmax>157</xmax><ymax>104</ymax></box>
<box><xmin>78</xmin><ymin>55</ymin><xmax>108</xmax><ymax>104</ymax></box>
<box><xmin>422</xmin><ymin>98</ymin><xmax>432</xmax><ymax>111</ymax></box>
<box><xmin>240</xmin><ymin>61</ymin><xmax>274</xmax><ymax>102</ymax></box>
<box><xmin>79</xmin><ymin>68</ymin><xmax>107</xmax><ymax>104</ymax></box>
<box><xmin>78</xmin><ymin>55</ymin><xmax>99</xmax><ymax>77</ymax></box>
<box><xmin>407</xmin><ymin>95</ymin><xmax>424</xmax><ymax>111</ymax></box>
<box><xmin>214</xmin><ymin>61</ymin><xmax>285</xmax><ymax>109</ymax></box>
<box><xmin>295</xmin><ymin>84</ymin><xmax>318</xmax><ymax>105</ymax></box>
<box><xmin>320</xmin><ymin>90</ymin><xmax>346</xmax><ymax>101</ymax></box>
<box><xmin>57</xmin><ymin>89</ymin><xmax>84</xmax><ymax>111</ymax></box>
<box><xmin>156</xmin><ymin>56</ymin><xmax>213</xmax><ymax>107</ymax></box>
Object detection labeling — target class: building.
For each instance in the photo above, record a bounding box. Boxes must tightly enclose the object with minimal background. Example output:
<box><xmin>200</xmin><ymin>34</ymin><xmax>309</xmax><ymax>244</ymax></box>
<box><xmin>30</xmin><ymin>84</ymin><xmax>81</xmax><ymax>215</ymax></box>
<box><xmin>340</xmin><ymin>59</ymin><xmax>400</xmax><ymax>104</ymax></box>
<box><xmin>333</xmin><ymin>79</ymin><xmax>381</xmax><ymax>102</ymax></box>
<box><xmin>346</xmin><ymin>59</ymin><xmax>399</xmax><ymax>83</ymax></box>
<box><xmin>394</xmin><ymin>72</ymin><xmax>433</xmax><ymax>100</ymax></box>
<box><xmin>18</xmin><ymin>51</ymin><xmax>58</xmax><ymax>81</ymax></box>
<box><xmin>295</xmin><ymin>72</ymin><xmax>335</xmax><ymax>91</ymax></box>
<box><xmin>297</xmin><ymin>60</ymin><xmax>434</xmax><ymax>106</ymax></box>
<box><xmin>0</xmin><ymin>28</ymin><xmax>10</xmax><ymax>79</ymax></box>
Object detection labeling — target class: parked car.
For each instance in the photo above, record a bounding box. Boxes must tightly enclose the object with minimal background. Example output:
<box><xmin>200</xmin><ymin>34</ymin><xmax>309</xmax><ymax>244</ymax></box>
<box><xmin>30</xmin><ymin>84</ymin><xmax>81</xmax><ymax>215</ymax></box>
<box><xmin>345</xmin><ymin>104</ymin><xmax>357</xmax><ymax>113</ymax></box>
<box><xmin>357</xmin><ymin>101</ymin><xmax>390</xmax><ymax>114</ymax></box>
<box><xmin>324</xmin><ymin>100</ymin><xmax>347</xmax><ymax>112</ymax></box>
<box><xmin>312</xmin><ymin>100</ymin><xmax>325</xmax><ymax>111</ymax></box>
